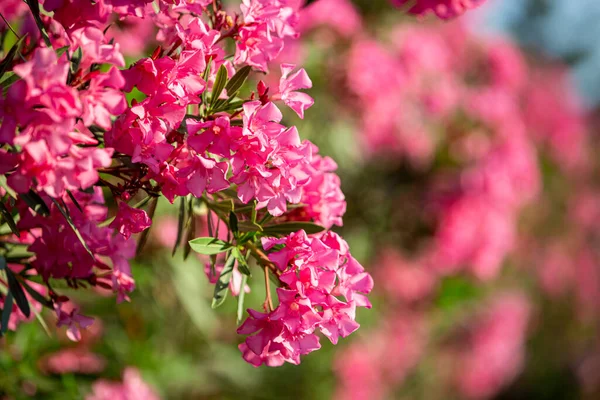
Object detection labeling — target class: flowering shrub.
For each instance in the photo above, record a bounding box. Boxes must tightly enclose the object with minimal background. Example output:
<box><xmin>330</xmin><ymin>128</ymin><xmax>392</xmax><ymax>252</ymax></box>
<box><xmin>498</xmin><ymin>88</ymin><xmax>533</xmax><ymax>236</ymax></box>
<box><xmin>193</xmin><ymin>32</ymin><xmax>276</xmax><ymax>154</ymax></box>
<box><xmin>0</xmin><ymin>0</ymin><xmax>373</xmax><ymax>368</ymax></box>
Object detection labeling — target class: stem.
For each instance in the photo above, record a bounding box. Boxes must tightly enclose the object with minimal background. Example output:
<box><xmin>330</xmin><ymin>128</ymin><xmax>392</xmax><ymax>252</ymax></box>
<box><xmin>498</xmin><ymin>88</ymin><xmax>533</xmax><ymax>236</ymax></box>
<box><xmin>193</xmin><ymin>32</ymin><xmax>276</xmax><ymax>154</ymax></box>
<box><xmin>263</xmin><ymin>266</ymin><xmax>274</xmax><ymax>312</ymax></box>
<box><xmin>245</xmin><ymin>242</ymin><xmax>280</xmax><ymax>276</ymax></box>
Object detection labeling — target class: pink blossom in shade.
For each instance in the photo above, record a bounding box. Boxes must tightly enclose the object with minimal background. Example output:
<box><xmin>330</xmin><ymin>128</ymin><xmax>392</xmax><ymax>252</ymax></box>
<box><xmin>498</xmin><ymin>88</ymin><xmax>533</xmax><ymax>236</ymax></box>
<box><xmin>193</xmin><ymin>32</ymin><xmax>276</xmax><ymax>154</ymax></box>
<box><xmin>55</xmin><ymin>302</ymin><xmax>95</xmax><ymax>342</ymax></box>
<box><xmin>298</xmin><ymin>0</ymin><xmax>363</xmax><ymax>38</ymax></box>
<box><xmin>392</xmin><ymin>0</ymin><xmax>487</xmax><ymax>19</ymax></box>
<box><xmin>274</xmin><ymin>63</ymin><xmax>314</xmax><ymax>119</ymax></box>
<box><xmin>109</xmin><ymin>202</ymin><xmax>152</xmax><ymax>240</ymax></box>
<box><xmin>41</xmin><ymin>0</ymin><xmax>113</xmax><ymax>32</ymax></box>
<box><xmin>239</xmin><ymin>230</ymin><xmax>373</xmax><ymax>366</ymax></box>
<box><xmin>456</xmin><ymin>294</ymin><xmax>531</xmax><ymax>400</ymax></box>
<box><xmin>0</xmin><ymin>0</ymin><xmax>28</xmax><ymax>21</ymax></box>
<box><xmin>86</xmin><ymin>368</ymin><xmax>160</xmax><ymax>400</ymax></box>
<box><xmin>106</xmin><ymin>16</ymin><xmax>157</xmax><ymax>57</ymax></box>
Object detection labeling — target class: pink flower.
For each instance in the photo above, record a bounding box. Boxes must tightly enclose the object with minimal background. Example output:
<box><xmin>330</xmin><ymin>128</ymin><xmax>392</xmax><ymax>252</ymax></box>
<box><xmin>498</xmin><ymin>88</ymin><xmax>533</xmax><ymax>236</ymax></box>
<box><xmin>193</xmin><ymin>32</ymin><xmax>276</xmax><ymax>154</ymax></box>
<box><xmin>110</xmin><ymin>202</ymin><xmax>152</xmax><ymax>240</ymax></box>
<box><xmin>55</xmin><ymin>302</ymin><xmax>95</xmax><ymax>342</ymax></box>
<box><xmin>275</xmin><ymin>63</ymin><xmax>314</xmax><ymax>119</ymax></box>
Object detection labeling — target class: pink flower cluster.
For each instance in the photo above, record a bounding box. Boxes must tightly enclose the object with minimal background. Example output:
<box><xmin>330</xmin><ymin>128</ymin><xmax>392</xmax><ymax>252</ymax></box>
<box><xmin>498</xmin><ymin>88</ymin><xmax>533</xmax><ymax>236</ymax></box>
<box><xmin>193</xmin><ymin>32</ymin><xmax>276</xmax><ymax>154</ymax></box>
<box><xmin>0</xmin><ymin>47</ymin><xmax>124</xmax><ymax>198</ymax></box>
<box><xmin>238</xmin><ymin>230</ymin><xmax>373</xmax><ymax>366</ymax></box>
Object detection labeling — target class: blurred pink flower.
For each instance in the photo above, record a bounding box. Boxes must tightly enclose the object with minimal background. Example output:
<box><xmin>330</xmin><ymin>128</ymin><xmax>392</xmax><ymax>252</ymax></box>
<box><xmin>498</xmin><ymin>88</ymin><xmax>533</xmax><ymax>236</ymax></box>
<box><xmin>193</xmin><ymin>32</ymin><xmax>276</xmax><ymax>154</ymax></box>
<box><xmin>87</xmin><ymin>368</ymin><xmax>160</xmax><ymax>400</ymax></box>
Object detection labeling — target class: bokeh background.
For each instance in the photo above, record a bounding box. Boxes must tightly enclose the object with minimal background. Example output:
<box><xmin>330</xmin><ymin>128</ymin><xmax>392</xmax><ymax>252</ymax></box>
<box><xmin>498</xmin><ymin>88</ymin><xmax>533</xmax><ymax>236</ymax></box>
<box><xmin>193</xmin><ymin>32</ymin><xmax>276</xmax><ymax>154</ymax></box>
<box><xmin>2</xmin><ymin>0</ymin><xmax>600</xmax><ymax>399</ymax></box>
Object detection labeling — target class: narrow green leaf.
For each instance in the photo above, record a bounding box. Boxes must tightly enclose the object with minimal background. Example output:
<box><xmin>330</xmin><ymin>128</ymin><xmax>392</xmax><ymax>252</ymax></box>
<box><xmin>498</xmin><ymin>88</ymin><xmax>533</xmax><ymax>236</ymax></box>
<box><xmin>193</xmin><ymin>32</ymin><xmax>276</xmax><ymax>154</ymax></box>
<box><xmin>188</xmin><ymin>237</ymin><xmax>232</xmax><ymax>255</ymax></box>
<box><xmin>183</xmin><ymin>211</ymin><xmax>196</xmax><ymax>261</ymax></box>
<box><xmin>55</xmin><ymin>45</ymin><xmax>70</xmax><ymax>57</ymax></box>
<box><xmin>6</xmin><ymin>270</ymin><xmax>30</xmax><ymax>317</ymax></box>
<box><xmin>261</xmin><ymin>222</ymin><xmax>326</xmax><ymax>236</ymax></box>
<box><xmin>211</xmin><ymin>252</ymin><xmax>235</xmax><ymax>309</ymax></box>
<box><xmin>229</xmin><ymin>211</ymin><xmax>238</xmax><ymax>234</ymax></box>
<box><xmin>0</xmin><ymin>175</ymin><xmax>16</xmax><ymax>200</ymax></box>
<box><xmin>238</xmin><ymin>220</ymin><xmax>263</xmax><ymax>233</ymax></box>
<box><xmin>173</xmin><ymin>197</ymin><xmax>186</xmax><ymax>256</ymax></box>
<box><xmin>50</xmin><ymin>198</ymin><xmax>95</xmax><ymax>261</ymax></box>
<box><xmin>19</xmin><ymin>190</ymin><xmax>50</xmax><ymax>216</ymax></box>
<box><xmin>0</xmin><ymin>35</ymin><xmax>25</xmax><ymax>80</ymax></box>
<box><xmin>67</xmin><ymin>190</ymin><xmax>83</xmax><ymax>213</ymax></box>
<box><xmin>25</xmin><ymin>0</ymin><xmax>51</xmax><ymax>48</ymax></box>
<box><xmin>210</xmin><ymin>65</ymin><xmax>228</xmax><ymax>105</ymax></box>
<box><xmin>236</xmin><ymin>274</ymin><xmax>248</xmax><ymax>324</ymax></box>
<box><xmin>232</xmin><ymin>247</ymin><xmax>251</xmax><ymax>276</ymax></box>
<box><xmin>1</xmin><ymin>292</ymin><xmax>14</xmax><ymax>336</ymax></box>
<box><xmin>21</xmin><ymin>280</ymin><xmax>53</xmax><ymax>308</ymax></box>
<box><xmin>225</xmin><ymin>65</ymin><xmax>252</xmax><ymax>99</ymax></box>
<box><xmin>0</xmin><ymin>201</ymin><xmax>19</xmax><ymax>237</ymax></box>
<box><xmin>0</xmin><ymin>72</ymin><xmax>19</xmax><ymax>92</ymax></box>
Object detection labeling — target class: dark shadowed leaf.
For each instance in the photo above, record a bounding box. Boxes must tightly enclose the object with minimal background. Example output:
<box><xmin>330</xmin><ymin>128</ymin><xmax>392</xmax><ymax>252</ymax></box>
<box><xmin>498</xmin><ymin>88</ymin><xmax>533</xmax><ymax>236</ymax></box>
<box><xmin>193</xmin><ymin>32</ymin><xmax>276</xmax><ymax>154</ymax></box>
<box><xmin>20</xmin><ymin>190</ymin><xmax>50</xmax><ymax>216</ymax></box>
<box><xmin>0</xmin><ymin>201</ymin><xmax>19</xmax><ymax>237</ymax></box>
<box><xmin>173</xmin><ymin>197</ymin><xmax>186</xmax><ymax>256</ymax></box>
<box><xmin>262</xmin><ymin>222</ymin><xmax>326</xmax><ymax>236</ymax></box>
<box><xmin>1</xmin><ymin>292</ymin><xmax>14</xmax><ymax>336</ymax></box>
<box><xmin>229</xmin><ymin>211</ymin><xmax>238</xmax><ymax>235</ymax></box>
<box><xmin>6</xmin><ymin>269</ymin><xmax>30</xmax><ymax>317</ymax></box>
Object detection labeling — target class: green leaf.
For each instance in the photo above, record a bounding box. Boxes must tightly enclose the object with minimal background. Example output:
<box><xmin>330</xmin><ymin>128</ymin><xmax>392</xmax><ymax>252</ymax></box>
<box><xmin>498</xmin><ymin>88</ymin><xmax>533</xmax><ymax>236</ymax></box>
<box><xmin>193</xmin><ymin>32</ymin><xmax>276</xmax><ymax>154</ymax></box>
<box><xmin>238</xmin><ymin>220</ymin><xmax>263</xmax><ymax>233</ymax></box>
<box><xmin>21</xmin><ymin>280</ymin><xmax>52</xmax><ymax>308</ymax></box>
<box><xmin>262</xmin><ymin>222</ymin><xmax>326</xmax><ymax>236</ymax></box>
<box><xmin>1</xmin><ymin>292</ymin><xmax>14</xmax><ymax>336</ymax></box>
<box><xmin>229</xmin><ymin>211</ymin><xmax>238</xmax><ymax>234</ymax></box>
<box><xmin>0</xmin><ymin>201</ymin><xmax>19</xmax><ymax>237</ymax></box>
<box><xmin>50</xmin><ymin>198</ymin><xmax>95</xmax><ymax>261</ymax></box>
<box><xmin>20</xmin><ymin>190</ymin><xmax>51</xmax><ymax>216</ymax></box>
<box><xmin>232</xmin><ymin>247</ymin><xmax>251</xmax><ymax>276</ymax></box>
<box><xmin>0</xmin><ymin>176</ymin><xmax>17</xmax><ymax>199</ymax></box>
<box><xmin>0</xmin><ymin>72</ymin><xmax>19</xmax><ymax>92</ymax></box>
<box><xmin>236</xmin><ymin>274</ymin><xmax>248</xmax><ymax>325</ymax></box>
<box><xmin>189</xmin><ymin>237</ymin><xmax>232</xmax><ymax>255</ymax></box>
<box><xmin>5</xmin><ymin>269</ymin><xmax>30</xmax><ymax>318</ymax></box>
<box><xmin>25</xmin><ymin>0</ymin><xmax>52</xmax><ymax>48</ymax></box>
<box><xmin>210</xmin><ymin>65</ymin><xmax>228</xmax><ymax>106</ymax></box>
<box><xmin>55</xmin><ymin>45</ymin><xmax>70</xmax><ymax>57</ymax></box>
<box><xmin>183</xmin><ymin>211</ymin><xmax>196</xmax><ymax>261</ymax></box>
<box><xmin>225</xmin><ymin>65</ymin><xmax>252</xmax><ymax>99</ymax></box>
<box><xmin>0</xmin><ymin>35</ymin><xmax>25</xmax><ymax>80</ymax></box>
<box><xmin>70</xmin><ymin>47</ymin><xmax>83</xmax><ymax>74</ymax></box>
<box><xmin>67</xmin><ymin>190</ymin><xmax>83</xmax><ymax>213</ymax></box>
<box><xmin>211</xmin><ymin>252</ymin><xmax>235</xmax><ymax>309</ymax></box>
